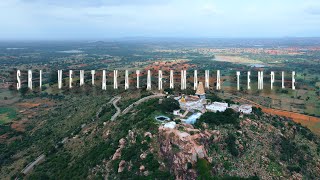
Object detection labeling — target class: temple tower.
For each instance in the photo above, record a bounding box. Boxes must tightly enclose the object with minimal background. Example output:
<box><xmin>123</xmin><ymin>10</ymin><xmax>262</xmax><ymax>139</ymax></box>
<box><xmin>195</xmin><ymin>82</ymin><xmax>205</xmax><ymax>99</ymax></box>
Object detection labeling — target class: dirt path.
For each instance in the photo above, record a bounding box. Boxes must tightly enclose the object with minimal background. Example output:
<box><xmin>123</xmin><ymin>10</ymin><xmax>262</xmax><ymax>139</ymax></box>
<box><xmin>236</xmin><ymin>95</ymin><xmax>320</xmax><ymax>121</ymax></box>
<box><xmin>233</xmin><ymin>95</ymin><xmax>320</xmax><ymax>135</ymax></box>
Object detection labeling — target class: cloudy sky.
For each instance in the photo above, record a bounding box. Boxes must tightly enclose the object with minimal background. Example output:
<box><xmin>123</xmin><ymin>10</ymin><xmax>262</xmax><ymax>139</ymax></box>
<box><xmin>0</xmin><ymin>0</ymin><xmax>320</xmax><ymax>40</ymax></box>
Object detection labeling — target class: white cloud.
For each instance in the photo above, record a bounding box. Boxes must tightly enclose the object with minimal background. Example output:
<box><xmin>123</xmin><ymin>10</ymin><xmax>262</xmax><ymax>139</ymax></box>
<box><xmin>0</xmin><ymin>0</ymin><xmax>319</xmax><ymax>39</ymax></box>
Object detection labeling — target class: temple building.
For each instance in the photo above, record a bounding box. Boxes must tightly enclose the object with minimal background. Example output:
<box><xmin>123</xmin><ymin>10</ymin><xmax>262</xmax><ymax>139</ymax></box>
<box><xmin>206</xmin><ymin>102</ymin><xmax>228</xmax><ymax>112</ymax></box>
<box><xmin>174</xmin><ymin>81</ymin><xmax>252</xmax><ymax>125</ymax></box>
<box><xmin>178</xmin><ymin>82</ymin><xmax>206</xmax><ymax>112</ymax></box>
<box><xmin>179</xmin><ymin>95</ymin><xmax>204</xmax><ymax>112</ymax></box>
<box><xmin>239</xmin><ymin>104</ymin><xmax>252</xmax><ymax>114</ymax></box>
<box><xmin>195</xmin><ymin>82</ymin><xmax>206</xmax><ymax>99</ymax></box>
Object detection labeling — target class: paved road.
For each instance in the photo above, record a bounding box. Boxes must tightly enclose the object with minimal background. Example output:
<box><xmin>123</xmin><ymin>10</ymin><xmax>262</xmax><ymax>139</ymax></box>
<box><xmin>21</xmin><ymin>154</ymin><xmax>45</xmax><ymax>174</ymax></box>
<box><xmin>122</xmin><ymin>93</ymin><xmax>166</xmax><ymax>114</ymax></box>
<box><xmin>111</xmin><ymin>96</ymin><xmax>121</xmax><ymax>121</ymax></box>
<box><xmin>96</xmin><ymin>97</ymin><xmax>119</xmax><ymax>119</ymax></box>
<box><xmin>20</xmin><ymin>94</ymin><xmax>165</xmax><ymax>174</ymax></box>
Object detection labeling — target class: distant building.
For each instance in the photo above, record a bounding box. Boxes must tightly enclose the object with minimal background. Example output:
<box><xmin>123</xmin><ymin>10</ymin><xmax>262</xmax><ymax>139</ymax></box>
<box><xmin>239</xmin><ymin>104</ymin><xmax>252</xmax><ymax>114</ymax></box>
<box><xmin>206</xmin><ymin>102</ymin><xmax>228</xmax><ymax>112</ymax></box>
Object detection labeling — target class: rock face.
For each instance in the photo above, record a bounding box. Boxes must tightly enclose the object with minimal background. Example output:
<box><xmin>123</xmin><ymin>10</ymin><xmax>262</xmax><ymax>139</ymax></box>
<box><xmin>144</xmin><ymin>132</ymin><xmax>152</xmax><ymax>138</ymax></box>
<box><xmin>158</xmin><ymin>124</ymin><xmax>217</xmax><ymax>179</ymax></box>
<box><xmin>128</xmin><ymin>130</ymin><xmax>136</xmax><ymax>144</ymax></box>
<box><xmin>140</xmin><ymin>152</ymin><xmax>147</xmax><ymax>160</ymax></box>
<box><xmin>118</xmin><ymin>160</ymin><xmax>126</xmax><ymax>173</ymax></box>
<box><xmin>112</xmin><ymin>138</ymin><xmax>126</xmax><ymax>160</ymax></box>
<box><xmin>139</xmin><ymin>165</ymin><xmax>145</xmax><ymax>172</ymax></box>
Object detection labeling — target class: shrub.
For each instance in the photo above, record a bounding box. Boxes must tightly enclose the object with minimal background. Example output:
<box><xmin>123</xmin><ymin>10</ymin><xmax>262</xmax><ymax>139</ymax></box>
<box><xmin>159</xmin><ymin>98</ymin><xmax>180</xmax><ymax>112</ymax></box>
<box><xmin>212</xmin><ymin>176</ymin><xmax>260</xmax><ymax>180</ymax></box>
<box><xmin>187</xmin><ymin>162</ymin><xmax>192</xmax><ymax>169</ymax></box>
<box><xmin>223</xmin><ymin>161</ymin><xmax>232</xmax><ymax>170</ymax></box>
<box><xmin>196</xmin><ymin>109</ymin><xmax>239</xmax><ymax>127</ymax></box>
<box><xmin>298</xmin><ymin>126</ymin><xmax>315</xmax><ymax>141</ymax></box>
<box><xmin>280</xmin><ymin>137</ymin><xmax>297</xmax><ymax>162</ymax></box>
<box><xmin>252</xmin><ymin>107</ymin><xmax>263</xmax><ymax>116</ymax></box>
<box><xmin>19</xmin><ymin>86</ymin><xmax>29</xmax><ymax>96</ymax></box>
<box><xmin>287</xmin><ymin>165</ymin><xmax>301</xmax><ymax>172</ymax></box>
<box><xmin>143</xmin><ymin>154</ymin><xmax>160</xmax><ymax>171</ymax></box>
<box><xmin>225</xmin><ymin>134</ymin><xmax>239</xmax><ymax>157</ymax></box>
<box><xmin>206</xmin><ymin>94</ymin><xmax>222</xmax><ymax>102</ymax></box>
<box><xmin>196</xmin><ymin>158</ymin><xmax>212</xmax><ymax>179</ymax></box>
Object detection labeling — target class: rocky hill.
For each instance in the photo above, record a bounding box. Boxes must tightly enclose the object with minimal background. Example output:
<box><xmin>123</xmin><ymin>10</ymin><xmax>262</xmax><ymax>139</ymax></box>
<box><xmin>90</xmin><ymin>97</ymin><xmax>320</xmax><ymax>179</ymax></box>
<box><xmin>1</xmin><ymin>91</ymin><xmax>319</xmax><ymax>180</ymax></box>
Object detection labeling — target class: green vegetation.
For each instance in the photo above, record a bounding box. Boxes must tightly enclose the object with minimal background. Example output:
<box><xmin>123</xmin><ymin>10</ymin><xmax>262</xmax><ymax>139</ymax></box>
<box><xmin>212</xmin><ymin>176</ymin><xmax>259</xmax><ymax>180</ymax></box>
<box><xmin>196</xmin><ymin>158</ymin><xmax>212</xmax><ymax>180</ymax></box>
<box><xmin>287</xmin><ymin>165</ymin><xmax>301</xmax><ymax>172</ymax></box>
<box><xmin>0</xmin><ymin>94</ymin><xmax>114</xmax><ymax>178</ymax></box>
<box><xmin>225</xmin><ymin>134</ymin><xmax>239</xmax><ymax>157</ymax></box>
<box><xmin>195</xmin><ymin>109</ymin><xmax>239</xmax><ymax>128</ymax></box>
<box><xmin>196</xmin><ymin>158</ymin><xmax>259</xmax><ymax>180</ymax></box>
<box><xmin>159</xmin><ymin>98</ymin><xmax>180</xmax><ymax>112</ymax></box>
<box><xmin>19</xmin><ymin>86</ymin><xmax>29</xmax><ymax>96</ymax></box>
<box><xmin>107</xmin><ymin>98</ymin><xmax>174</xmax><ymax>179</ymax></box>
<box><xmin>1</xmin><ymin>40</ymin><xmax>320</xmax><ymax>179</ymax></box>
<box><xmin>277</xmin><ymin>136</ymin><xmax>314</xmax><ymax>177</ymax></box>
<box><xmin>297</xmin><ymin>124</ymin><xmax>315</xmax><ymax>141</ymax></box>
<box><xmin>223</xmin><ymin>161</ymin><xmax>233</xmax><ymax>171</ymax></box>
<box><xmin>267</xmin><ymin>162</ymin><xmax>282</xmax><ymax>176</ymax></box>
<box><xmin>252</xmin><ymin>107</ymin><xmax>263</xmax><ymax>117</ymax></box>
<box><xmin>206</xmin><ymin>94</ymin><xmax>223</xmax><ymax>102</ymax></box>
<box><xmin>0</xmin><ymin>107</ymin><xmax>16</xmax><ymax>124</ymax></box>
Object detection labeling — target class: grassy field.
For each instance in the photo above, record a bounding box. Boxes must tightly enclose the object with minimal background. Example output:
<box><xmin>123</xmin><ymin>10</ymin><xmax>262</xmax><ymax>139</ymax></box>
<box><xmin>0</xmin><ymin>107</ymin><xmax>17</xmax><ymax>124</ymax></box>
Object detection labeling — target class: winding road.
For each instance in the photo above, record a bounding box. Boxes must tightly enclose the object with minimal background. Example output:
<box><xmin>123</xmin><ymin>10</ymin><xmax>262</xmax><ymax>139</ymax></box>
<box><xmin>110</xmin><ymin>96</ymin><xmax>121</xmax><ymax>121</ymax></box>
<box><xmin>122</xmin><ymin>93</ymin><xmax>166</xmax><ymax>115</ymax></box>
<box><xmin>21</xmin><ymin>94</ymin><xmax>165</xmax><ymax>174</ymax></box>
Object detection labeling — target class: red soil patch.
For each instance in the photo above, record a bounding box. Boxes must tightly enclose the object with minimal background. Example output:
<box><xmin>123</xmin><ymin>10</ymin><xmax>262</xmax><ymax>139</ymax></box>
<box><xmin>234</xmin><ymin>96</ymin><xmax>320</xmax><ymax>135</ymax></box>
<box><xmin>260</xmin><ymin>107</ymin><xmax>320</xmax><ymax>122</ymax></box>
<box><xmin>260</xmin><ymin>107</ymin><xmax>320</xmax><ymax>135</ymax></box>
<box><xmin>16</xmin><ymin>103</ymin><xmax>40</xmax><ymax>108</ymax></box>
<box><xmin>11</xmin><ymin>119</ymin><xmax>28</xmax><ymax>132</ymax></box>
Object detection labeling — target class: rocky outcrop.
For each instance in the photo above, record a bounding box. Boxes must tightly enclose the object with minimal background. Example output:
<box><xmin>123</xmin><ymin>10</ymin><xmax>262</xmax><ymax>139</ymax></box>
<box><xmin>139</xmin><ymin>165</ymin><xmax>145</xmax><ymax>172</ymax></box>
<box><xmin>112</xmin><ymin>138</ymin><xmax>126</xmax><ymax>160</ymax></box>
<box><xmin>140</xmin><ymin>152</ymin><xmax>147</xmax><ymax>160</ymax></box>
<box><xmin>291</xmin><ymin>172</ymin><xmax>303</xmax><ymax>180</ymax></box>
<box><xmin>128</xmin><ymin>130</ymin><xmax>136</xmax><ymax>144</ymax></box>
<box><xmin>158</xmin><ymin>123</ymin><xmax>216</xmax><ymax>180</ymax></box>
<box><xmin>144</xmin><ymin>132</ymin><xmax>152</xmax><ymax>138</ymax></box>
<box><xmin>118</xmin><ymin>160</ymin><xmax>126</xmax><ymax>173</ymax></box>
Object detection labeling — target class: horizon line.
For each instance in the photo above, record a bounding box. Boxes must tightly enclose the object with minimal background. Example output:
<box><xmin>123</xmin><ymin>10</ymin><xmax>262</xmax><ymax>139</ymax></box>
<box><xmin>1</xmin><ymin>36</ymin><xmax>320</xmax><ymax>42</ymax></box>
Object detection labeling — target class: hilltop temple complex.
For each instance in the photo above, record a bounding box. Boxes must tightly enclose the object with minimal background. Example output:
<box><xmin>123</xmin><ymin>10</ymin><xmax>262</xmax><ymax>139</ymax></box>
<box><xmin>171</xmin><ymin>81</ymin><xmax>252</xmax><ymax>126</ymax></box>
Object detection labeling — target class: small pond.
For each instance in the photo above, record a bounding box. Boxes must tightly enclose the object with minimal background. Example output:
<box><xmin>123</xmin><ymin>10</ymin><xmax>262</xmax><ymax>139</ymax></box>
<box><xmin>155</xmin><ymin>115</ymin><xmax>170</xmax><ymax>121</ymax></box>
